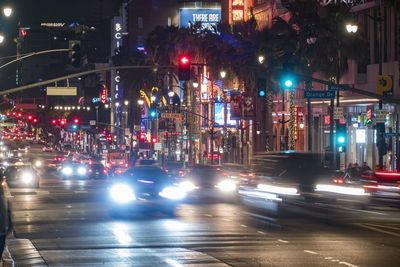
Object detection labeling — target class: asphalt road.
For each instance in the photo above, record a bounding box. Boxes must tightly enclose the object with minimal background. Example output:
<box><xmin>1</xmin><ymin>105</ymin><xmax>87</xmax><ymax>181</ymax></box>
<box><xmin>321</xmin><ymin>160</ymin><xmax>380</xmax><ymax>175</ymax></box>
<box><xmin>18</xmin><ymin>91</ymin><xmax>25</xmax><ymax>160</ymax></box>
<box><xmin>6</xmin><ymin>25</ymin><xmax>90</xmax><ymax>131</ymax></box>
<box><xmin>5</xmin><ymin>149</ymin><xmax>400</xmax><ymax>266</ymax></box>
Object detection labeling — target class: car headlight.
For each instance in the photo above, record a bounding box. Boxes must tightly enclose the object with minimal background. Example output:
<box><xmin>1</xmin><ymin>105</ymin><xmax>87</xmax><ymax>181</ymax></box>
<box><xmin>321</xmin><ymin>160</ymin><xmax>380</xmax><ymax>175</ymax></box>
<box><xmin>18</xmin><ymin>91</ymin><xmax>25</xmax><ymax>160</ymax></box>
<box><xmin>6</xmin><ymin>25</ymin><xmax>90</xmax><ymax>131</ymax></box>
<box><xmin>35</xmin><ymin>160</ymin><xmax>42</xmax><ymax>167</ymax></box>
<box><xmin>17</xmin><ymin>152</ymin><xmax>22</xmax><ymax>157</ymax></box>
<box><xmin>3</xmin><ymin>161</ymin><xmax>9</xmax><ymax>167</ymax></box>
<box><xmin>62</xmin><ymin>167</ymin><xmax>73</xmax><ymax>176</ymax></box>
<box><xmin>179</xmin><ymin>180</ymin><xmax>197</xmax><ymax>192</ymax></box>
<box><xmin>110</xmin><ymin>183</ymin><xmax>136</xmax><ymax>203</ymax></box>
<box><xmin>159</xmin><ymin>186</ymin><xmax>186</xmax><ymax>200</ymax></box>
<box><xmin>216</xmin><ymin>179</ymin><xmax>237</xmax><ymax>192</ymax></box>
<box><xmin>21</xmin><ymin>172</ymin><xmax>34</xmax><ymax>184</ymax></box>
<box><xmin>77</xmin><ymin>167</ymin><xmax>87</xmax><ymax>175</ymax></box>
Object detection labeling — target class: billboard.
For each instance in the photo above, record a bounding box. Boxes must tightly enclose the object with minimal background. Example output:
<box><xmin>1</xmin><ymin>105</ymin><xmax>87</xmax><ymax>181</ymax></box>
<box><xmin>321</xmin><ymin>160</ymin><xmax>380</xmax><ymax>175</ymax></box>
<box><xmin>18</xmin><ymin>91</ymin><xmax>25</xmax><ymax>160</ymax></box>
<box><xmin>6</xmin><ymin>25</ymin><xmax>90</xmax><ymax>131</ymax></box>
<box><xmin>214</xmin><ymin>102</ymin><xmax>236</xmax><ymax>127</ymax></box>
<box><xmin>179</xmin><ymin>8</ymin><xmax>221</xmax><ymax>31</ymax></box>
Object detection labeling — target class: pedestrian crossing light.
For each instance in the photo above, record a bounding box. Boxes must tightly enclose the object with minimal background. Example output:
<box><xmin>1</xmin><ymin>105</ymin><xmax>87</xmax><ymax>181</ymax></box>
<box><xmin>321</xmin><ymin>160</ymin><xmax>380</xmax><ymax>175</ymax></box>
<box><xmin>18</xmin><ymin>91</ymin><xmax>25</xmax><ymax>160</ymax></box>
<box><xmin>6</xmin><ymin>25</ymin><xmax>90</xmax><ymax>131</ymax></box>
<box><xmin>257</xmin><ymin>78</ymin><xmax>266</xmax><ymax>97</ymax></box>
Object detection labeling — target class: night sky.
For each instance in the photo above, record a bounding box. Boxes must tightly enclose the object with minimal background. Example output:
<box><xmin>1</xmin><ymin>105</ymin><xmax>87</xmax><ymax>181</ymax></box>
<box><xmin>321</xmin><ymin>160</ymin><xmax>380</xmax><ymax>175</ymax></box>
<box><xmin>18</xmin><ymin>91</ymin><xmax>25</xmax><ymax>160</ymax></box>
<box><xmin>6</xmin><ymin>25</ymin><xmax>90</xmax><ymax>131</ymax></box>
<box><xmin>0</xmin><ymin>0</ymin><xmax>122</xmax><ymax>89</ymax></box>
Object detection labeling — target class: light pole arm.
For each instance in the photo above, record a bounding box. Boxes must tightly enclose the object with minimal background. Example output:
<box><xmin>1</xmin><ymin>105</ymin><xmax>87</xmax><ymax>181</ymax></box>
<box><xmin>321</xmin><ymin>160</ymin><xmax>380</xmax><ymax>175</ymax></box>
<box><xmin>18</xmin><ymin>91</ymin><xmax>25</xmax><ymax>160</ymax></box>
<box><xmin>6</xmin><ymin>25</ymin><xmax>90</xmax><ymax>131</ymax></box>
<box><xmin>0</xmin><ymin>48</ymin><xmax>70</xmax><ymax>71</ymax></box>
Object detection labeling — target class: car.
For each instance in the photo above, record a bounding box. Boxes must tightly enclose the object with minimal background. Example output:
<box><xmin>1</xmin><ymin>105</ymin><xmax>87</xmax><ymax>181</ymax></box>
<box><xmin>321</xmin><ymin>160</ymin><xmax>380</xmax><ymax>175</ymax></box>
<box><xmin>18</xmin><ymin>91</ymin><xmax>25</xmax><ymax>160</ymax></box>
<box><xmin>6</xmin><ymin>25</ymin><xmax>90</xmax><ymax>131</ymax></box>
<box><xmin>238</xmin><ymin>152</ymin><xmax>371</xmax><ymax>214</ymax></box>
<box><xmin>2</xmin><ymin>164</ymin><xmax>40</xmax><ymax>188</ymax></box>
<box><xmin>162</xmin><ymin>161</ymin><xmax>185</xmax><ymax>177</ymax></box>
<box><xmin>88</xmin><ymin>163</ymin><xmax>107</xmax><ymax>179</ymax></box>
<box><xmin>108</xmin><ymin>166</ymin><xmax>186</xmax><ymax>217</ymax></box>
<box><xmin>362</xmin><ymin>170</ymin><xmax>400</xmax><ymax>205</ymax></box>
<box><xmin>134</xmin><ymin>159</ymin><xmax>159</xmax><ymax>167</ymax></box>
<box><xmin>178</xmin><ymin>164</ymin><xmax>239</xmax><ymax>201</ymax></box>
<box><xmin>42</xmin><ymin>146</ymin><xmax>53</xmax><ymax>152</ymax></box>
<box><xmin>59</xmin><ymin>161</ymin><xmax>89</xmax><ymax>179</ymax></box>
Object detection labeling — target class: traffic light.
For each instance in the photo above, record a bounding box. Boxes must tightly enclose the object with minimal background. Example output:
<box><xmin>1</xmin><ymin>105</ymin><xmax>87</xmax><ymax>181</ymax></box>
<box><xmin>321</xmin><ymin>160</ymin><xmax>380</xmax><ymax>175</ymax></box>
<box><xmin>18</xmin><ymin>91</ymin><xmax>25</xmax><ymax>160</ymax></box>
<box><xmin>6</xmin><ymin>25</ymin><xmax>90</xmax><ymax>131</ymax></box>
<box><xmin>178</xmin><ymin>55</ymin><xmax>191</xmax><ymax>81</ymax></box>
<box><xmin>51</xmin><ymin>119</ymin><xmax>57</xmax><ymax>125</ymax></box>
<box><xmin>27</xmin><ymin>115</ymin><xmax>33</xmax><ymax>121</ymax></box>
<box><xmin>69</xmin><ymin>41</ymin><xmax>81</xmax><ymax>68</ymax></box>
<box><xmin>32</xmin><ymin>118</ymin><xmax>38</xmax><ymax>124</ymax></box>
<box><xmin>73</xmin><ymin>118</ymin><xmax>80</xmax><ymax>124</ymax></box>
<box><xmin>151</xmin><ymin>136</ymin><xmax>157</xmax><ymax>144</ymax></box>
<box><xmin>281</xmin><ymin>75</ymin><xmax>295</xmax><ymax>90</ymax></box>
<box><xmin>150</xmin><ymin>107</ymin><xmax>157</xmax><ymax>119</ymax></box>
<box><xmin>336</xmin><ymin>124</ymin><xmax>347</xmax><ymax>152</ymax></box>
<box><xmin>257</xmin><ymin>78</ymin><xmax>266</xmax><ymax>97</ymax></box>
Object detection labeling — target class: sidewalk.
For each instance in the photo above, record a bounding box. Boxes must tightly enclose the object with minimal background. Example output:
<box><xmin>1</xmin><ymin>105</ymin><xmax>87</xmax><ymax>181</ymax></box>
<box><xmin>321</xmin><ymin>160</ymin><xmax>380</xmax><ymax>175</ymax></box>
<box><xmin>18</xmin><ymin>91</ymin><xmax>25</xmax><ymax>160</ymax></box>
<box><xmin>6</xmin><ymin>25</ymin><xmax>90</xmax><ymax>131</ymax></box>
<box><xmin>1</xmin><ymin>236</ymin><xmax>47</xmax><ymax>266</ymax></box>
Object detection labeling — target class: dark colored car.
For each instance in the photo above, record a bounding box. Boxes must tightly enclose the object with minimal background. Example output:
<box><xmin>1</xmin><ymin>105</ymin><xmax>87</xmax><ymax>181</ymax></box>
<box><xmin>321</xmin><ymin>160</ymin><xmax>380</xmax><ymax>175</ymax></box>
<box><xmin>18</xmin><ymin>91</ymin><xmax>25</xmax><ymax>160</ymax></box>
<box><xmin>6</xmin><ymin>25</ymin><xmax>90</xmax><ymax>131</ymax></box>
<box><xmin>178</xmin><ymin>164</ymin><xmax>239</xmax><ymax>201</ymax></box>
<box><xmin>60</xmin><ymin>161</ymin><xmax>89</xmax><ymax>179</ymax></box>
<box><xmin>3</xmin><ymin>165</ymin><xmax>40</xmax><ymax>188</ymax></box>
<box><xmin>89</xmin><ymin>163</ymin><xmax>107</xmax><ymax>179</ymax></box>
<box><xmin>238</xmin><ymin>152</ymin><xmax>370</xmax><ymax>214</ymax></box>
<box><xmin>108</xmin><ymin>166</ymin><xmax>186</xmax><ymax>216</ymax></box>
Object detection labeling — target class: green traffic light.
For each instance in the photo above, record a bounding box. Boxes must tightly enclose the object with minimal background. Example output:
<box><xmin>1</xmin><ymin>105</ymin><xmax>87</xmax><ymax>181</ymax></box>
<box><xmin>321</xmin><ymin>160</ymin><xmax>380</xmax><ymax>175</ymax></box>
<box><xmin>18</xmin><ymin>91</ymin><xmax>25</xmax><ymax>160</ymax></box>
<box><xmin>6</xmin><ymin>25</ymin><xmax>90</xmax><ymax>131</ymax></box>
<box><xmin>258</xmin><ymin>90</ymin><xmax>266</xmax><ymax>97</ymax></box>
<box><xmin>150</xmin><ymin>110</ymin><xmax>156</xmax><ymax>118</ymax></box>
<box><xmin>337</xmin><ymin>136</ymin><xmax>345</xmax><ymax>144</ymax></box>
<box><xmin>284</xmin><ymin>80</ymin><xmax>293</xmax><ymax>87</ymax></box>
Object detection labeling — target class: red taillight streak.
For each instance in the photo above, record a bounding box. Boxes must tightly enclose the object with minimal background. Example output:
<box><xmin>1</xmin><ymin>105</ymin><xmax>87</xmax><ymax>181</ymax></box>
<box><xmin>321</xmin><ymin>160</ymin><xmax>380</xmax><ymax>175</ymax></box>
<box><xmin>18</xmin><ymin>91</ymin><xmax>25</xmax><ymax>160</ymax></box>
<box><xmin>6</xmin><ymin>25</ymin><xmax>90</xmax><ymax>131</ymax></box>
<box><xmin>375</xmin><ymin>171</ymin><xmax>400</xmax><ymax>177</ymax></box>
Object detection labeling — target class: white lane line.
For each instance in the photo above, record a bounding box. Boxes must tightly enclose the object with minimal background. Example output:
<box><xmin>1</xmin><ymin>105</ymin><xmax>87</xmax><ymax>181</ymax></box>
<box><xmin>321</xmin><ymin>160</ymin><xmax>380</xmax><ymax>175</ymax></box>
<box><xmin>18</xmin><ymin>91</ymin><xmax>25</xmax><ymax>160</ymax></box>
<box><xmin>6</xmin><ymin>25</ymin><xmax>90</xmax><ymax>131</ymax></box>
<box><xmin>240</xmin><ymin>224</ymin><xmax>248</xmax><ymax>228</ymax></box>
<box><xmin>325</xmin><ymin>257</ymin><xmax>333</xmax><ymax>260</ymax></box>
<box><xmin>339</xmin><ymin>261</ymin><xmax>359</xmax><ymax>267</ymax></box>
<box><xmin>257</xmin><ymin>231</ymin><xmax>266</xmax><ymax>235</ymax></box>
<box><xmin>222</xmin><ymin>218</ymin><xmax>232</xmax><ymax>222</ymax></box>
<box><xmin>364</xmin><ymin>223</ymin><xmax>400</xmax><ymax>231</ymax></box>
<box><xmin>354</xmin><ymin>223</ymin><xmax>400</xmax><ymax>237</ymax></box>
<box><xmin>331</xmin><ymin>259</ymin><xmax>339</xmax><ymax>262</ymax></box>
<box><xmin>278</xmin><ymin>239</ymin><xmax>289</xmax><ymax>243</ymax></box>
<box><xmin>204</xmin><ymin>214</ymin><xmax>213</xmax><ymax>217</ymax></box>
<box><xmin>74</xmin><ymin>190</ymin><xmax>88</xmax><ymax>194</ymax></box>
<box><xmin>304</xmin><ymin>250</ymin><xmax>318</xmax><ymax>255</ymax></box>
<box><xmin>354</xmin><ymin>209</ymin><xmax>388</xmax><ymax>216</ymax></box>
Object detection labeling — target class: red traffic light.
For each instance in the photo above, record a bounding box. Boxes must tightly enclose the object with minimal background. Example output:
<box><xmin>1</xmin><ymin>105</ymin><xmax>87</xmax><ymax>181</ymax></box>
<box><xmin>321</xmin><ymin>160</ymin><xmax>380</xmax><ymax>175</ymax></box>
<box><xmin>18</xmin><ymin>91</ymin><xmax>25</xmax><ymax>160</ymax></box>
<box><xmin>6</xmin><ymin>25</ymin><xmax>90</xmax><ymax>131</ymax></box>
<box><xmin>17</xmin><ymin>112</ymin><xmax>22</xmax><ymax>117</ymax></box>
<box><xmin>33</xmin><ymin>118</ymin><xmax>38</xmax><ymax>123</ymax></box>
<box><xmin>51</xmin><ymin>119</ymin><xmax>57</xmax><ymax>125</ymax></box>
<box><xmin>27</xmin><ymin>115</ymin><xmax>33</xmax><ymax>120</ymax></box>
<box><xmin>151</xmin><ymin>136</ymin><xmax>157</xmax><ymax>143</ymax></box>
<box><xmin>179</xmin><ymin>55</ymin><xmax>190</xmax><ymax>65</ymax></box>
<box><xmin>60</xmin><ymin>119</ymin><xmax>66</xmax><ymax>125</ymax></box>
<box><xmin>73</xmin><ymin>118</ymin><xmax>80</xmax><ymax>124</ymax></box>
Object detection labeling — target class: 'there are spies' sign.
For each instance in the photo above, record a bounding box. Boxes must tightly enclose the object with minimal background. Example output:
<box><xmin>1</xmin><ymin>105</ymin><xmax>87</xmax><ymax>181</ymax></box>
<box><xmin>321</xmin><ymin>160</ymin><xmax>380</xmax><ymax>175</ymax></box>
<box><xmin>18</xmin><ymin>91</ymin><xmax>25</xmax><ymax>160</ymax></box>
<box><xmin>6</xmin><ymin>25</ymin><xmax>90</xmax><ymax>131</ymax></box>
<box><xmin>179</xmin><ymin>8</ymin><xmax>221</xmax><ymax>31</ymax></box>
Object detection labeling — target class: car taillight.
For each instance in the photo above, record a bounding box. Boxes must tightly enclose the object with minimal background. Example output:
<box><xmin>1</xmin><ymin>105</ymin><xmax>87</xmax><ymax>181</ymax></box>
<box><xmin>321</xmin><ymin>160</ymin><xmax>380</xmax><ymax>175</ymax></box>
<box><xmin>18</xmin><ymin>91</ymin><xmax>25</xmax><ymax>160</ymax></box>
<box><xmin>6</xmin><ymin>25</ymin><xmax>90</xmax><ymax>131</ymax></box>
<box><xmin>89</xmin><ymin>161</ymin><xmax>92</xmax><ymax>165</ymax></box>
<box><xmin>333</xmin><ymin>179</ymin><xmax>344</xmax><ymax>184</ymax></box>
<box><xmin>124</xmin><ymin>163</ymin><xmax>128</xmax><ymax>168</ymax></box>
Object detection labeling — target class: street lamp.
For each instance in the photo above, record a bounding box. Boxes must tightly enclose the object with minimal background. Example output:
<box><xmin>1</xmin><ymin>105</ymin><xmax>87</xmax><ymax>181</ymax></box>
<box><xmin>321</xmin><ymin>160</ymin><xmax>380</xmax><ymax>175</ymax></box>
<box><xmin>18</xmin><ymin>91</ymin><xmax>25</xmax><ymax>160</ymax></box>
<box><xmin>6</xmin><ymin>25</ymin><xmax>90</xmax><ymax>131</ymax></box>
<box><xmin>258</xmin><ymin>55</ymin><xmax>265</xmax><ymax>64</ymax></box>
<box><xmin>0</xmin><ymin>34</ymin><xmax>4</xmax><ymax>44</ymax></box>
<box><xmin>150</xmin><ymin>95</ymin><xmax>156</xmax><ymax>102</ymax></box>
<box><xmin>220</xmin><ymin>70</ymin><xmax>226</xmax><ymax>79</ymax></box>
<box><xmin>168</xmin><ymin>91</ymin><xmax>175</xmax><ymax>98</ymax></box>
<box><xmin>137</xmin><ymin>99</ymin><xmax>144</xmax><ymax>106</ymax></box>
<box><xmin>3</xmin><ymin>7</ymin><xmax>12</xmax><ymax>17</ymax></box>
<box><xmin>124</xmin><ymin>100</ymin><xmax>129</xmax><ymax>106</ymax></box>
<box><xmin>346</xmin><ymin>23</ymin><xmax>358</xmax><ymax>33</ymax></box>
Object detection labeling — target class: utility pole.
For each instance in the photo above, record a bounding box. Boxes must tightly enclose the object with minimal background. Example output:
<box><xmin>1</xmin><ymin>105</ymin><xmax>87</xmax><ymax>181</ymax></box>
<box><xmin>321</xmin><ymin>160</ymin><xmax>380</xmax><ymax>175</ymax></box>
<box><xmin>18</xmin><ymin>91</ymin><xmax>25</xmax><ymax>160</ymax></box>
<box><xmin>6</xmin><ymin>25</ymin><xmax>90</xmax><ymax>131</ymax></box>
<box><xmin>306</xmin><ymin>81</ymin><xmax>313</xmax><ymax>152</ymax></box>
<box><xmin>377</xmin><ymin>0</ymin><xmax>385</xmax><ymax>170</ymax></box>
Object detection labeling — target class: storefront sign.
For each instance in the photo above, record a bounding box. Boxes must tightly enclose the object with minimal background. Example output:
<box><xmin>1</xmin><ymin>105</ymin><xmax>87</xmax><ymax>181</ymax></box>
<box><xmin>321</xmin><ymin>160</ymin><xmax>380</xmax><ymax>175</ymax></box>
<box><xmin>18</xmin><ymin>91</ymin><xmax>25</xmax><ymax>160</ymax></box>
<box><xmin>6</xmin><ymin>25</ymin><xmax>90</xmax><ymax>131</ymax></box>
<box><xmin>100</xmin><ymin>85</ymin><xmax>107</xmax><ymax>104</ymax></box>
<box><xmin>179</xmin><ymin>8</ymin><xmax>221</xmax><ymax>31</ymax></box>
<box><xmin>356</xmin><ymin>129</ymin><xmax>366</xmax><ymax>144</ymax></box>
<box><xmin>214</xmin><ymin>102</ymin><xmax>236</xmax><ymax>127</ymax></box>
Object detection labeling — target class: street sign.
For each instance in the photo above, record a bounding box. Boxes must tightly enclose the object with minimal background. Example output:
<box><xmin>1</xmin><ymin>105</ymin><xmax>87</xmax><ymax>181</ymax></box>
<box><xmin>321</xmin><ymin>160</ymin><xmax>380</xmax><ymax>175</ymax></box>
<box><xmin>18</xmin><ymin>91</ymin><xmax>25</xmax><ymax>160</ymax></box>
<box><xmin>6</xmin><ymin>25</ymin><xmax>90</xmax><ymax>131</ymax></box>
<box><xmin>329</xmin><ymin>84</ymin><xmax>352</xmax><ymax>91</ymax></box>
<box><xmin>89</xmin><ymin>120</ymin><xmax>96</xmax><ymax>126</ymax></box>
<box><xmin>161</xmin><ymin>113</ymin><xmax>183</xmax><ymax>120</ymax></box>
<box><xmin>375</xmin><ymin>109</ymin><xmax>387</xmax><ymax>123</ymax></box>
<box><xmin>46</xmin><ymin>87</ymin><xmax>77</xmax><ymax>96</ymax></box>
<box><xmin>377</xmin><ymin>75</ymin><xmax>393</xmax><ymax>96</ymax></box>
<box><xmin>154</xmin><ymin>143</ymin><xmax>162</xmax><ymax>151</ymax></box>
<box><xmin>333</xmin><ymin>107</ymin><xmax>344</xmax><ymax>120</ymax></box>
<box><xmin>304</xmin><ymin>90</ymin><xmax>336</xmax><ymax>99</ymax></box>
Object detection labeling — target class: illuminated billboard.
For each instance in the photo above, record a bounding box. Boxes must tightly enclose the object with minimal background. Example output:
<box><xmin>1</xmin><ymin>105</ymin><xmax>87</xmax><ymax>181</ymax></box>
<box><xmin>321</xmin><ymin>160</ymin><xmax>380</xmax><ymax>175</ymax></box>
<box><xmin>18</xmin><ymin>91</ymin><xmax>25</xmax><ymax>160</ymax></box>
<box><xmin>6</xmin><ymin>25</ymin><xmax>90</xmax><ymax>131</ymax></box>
<box><xmin>179</xmin><ymin>8</ymin><xmax>221</xmax><ymax>31</ymax></box>
<box><xmin>214</xmin><ymin>102</ymin><xmax>236</xmax><ymax>127</ymax></box>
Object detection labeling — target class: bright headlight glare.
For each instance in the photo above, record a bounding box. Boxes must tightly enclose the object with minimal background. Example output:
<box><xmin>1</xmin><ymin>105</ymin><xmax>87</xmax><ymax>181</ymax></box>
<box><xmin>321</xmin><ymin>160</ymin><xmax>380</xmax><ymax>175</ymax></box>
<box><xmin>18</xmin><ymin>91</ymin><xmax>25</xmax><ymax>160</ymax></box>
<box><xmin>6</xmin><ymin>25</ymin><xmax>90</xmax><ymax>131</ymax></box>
<box><xmin>315</xmin><ymin>184</ymin><xmax>369</xmax><ymax>196</ymax></box>
<box><xmin>159</xmin><ymin>186</ymin><xmax>186</xmax><ymax>200</ymax></box>
<box><xmin>257</xmin><ymin>184</ymin><xmax>298</xmax><ymax>195</ymax></box>
<box><xmin>216</xmin><ymin>179</ymin><xmax>237</xmax><ymax>192</ymax></box>
<box><xmin>62</xmin><ymin>167</ymin><xmax>73</xmax><ymax>176</ymax></box>
<box><xmin>17</xmin><ymin>153</ymin><xmax>22</xmax><ymax>157</ymax></box>
<box><xmin>179</xmin><ymin>181</ymin><xmax>197</xmax><ymax>192</ymax></box>
<box><xmin>110</xmin><ymin>184</ymin><xmax>136</xmax><ymax>203</ymax></box>
<box><xmin>21</xmin><ymin>172</ymin><xmax>34</xmax><ymax>183</ymax></box>
<box><xmin>77</xmin><ymin>167</ymin><xmax>86</xmax><ymax>175</ymax></box>
<box><xmin>3</xmin><ymin>161</ymin><xmax>9</xmax><ymax>166</ymax></box>
<box><xmin>35</xmin><ymin>161</ymin><xmax>42</xmax><ymax>167</ymax></box>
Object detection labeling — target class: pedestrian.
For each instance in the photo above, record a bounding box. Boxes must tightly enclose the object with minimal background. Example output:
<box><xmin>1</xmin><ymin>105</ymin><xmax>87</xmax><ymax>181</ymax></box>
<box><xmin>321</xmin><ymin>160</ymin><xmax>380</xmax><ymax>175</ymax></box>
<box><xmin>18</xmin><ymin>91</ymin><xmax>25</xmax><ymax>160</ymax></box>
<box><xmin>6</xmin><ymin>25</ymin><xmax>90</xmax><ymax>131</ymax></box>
<box><xmin>347</xmin><ymin>163</ymin><xmax>353</xmax><ymax>170</ymax></box>
<box><xmin>361</xmin><ymin>162</ymin><xmax>371</xmax><ymax>173</ymax></box>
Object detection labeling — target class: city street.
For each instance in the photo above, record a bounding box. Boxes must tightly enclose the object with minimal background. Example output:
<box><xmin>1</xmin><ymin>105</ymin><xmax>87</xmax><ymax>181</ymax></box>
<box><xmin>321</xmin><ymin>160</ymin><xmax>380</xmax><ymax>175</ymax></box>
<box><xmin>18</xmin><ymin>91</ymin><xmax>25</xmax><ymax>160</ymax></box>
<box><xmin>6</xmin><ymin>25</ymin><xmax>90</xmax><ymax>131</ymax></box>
<box><xmin>3</xmin><ymin>150</ymin><xmax>400</xmax><ymax>266</ymax></box>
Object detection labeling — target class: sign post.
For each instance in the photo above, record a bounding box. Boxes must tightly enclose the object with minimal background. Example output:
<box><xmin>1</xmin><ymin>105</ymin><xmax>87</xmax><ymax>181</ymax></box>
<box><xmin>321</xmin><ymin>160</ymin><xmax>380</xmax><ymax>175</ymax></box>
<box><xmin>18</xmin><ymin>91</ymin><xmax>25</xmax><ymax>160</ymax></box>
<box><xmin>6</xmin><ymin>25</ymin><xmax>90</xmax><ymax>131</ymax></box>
<box><xmin>304</xmin><ymin>90</ymin><xmax>336</xmax><ymax>99</ymax></box>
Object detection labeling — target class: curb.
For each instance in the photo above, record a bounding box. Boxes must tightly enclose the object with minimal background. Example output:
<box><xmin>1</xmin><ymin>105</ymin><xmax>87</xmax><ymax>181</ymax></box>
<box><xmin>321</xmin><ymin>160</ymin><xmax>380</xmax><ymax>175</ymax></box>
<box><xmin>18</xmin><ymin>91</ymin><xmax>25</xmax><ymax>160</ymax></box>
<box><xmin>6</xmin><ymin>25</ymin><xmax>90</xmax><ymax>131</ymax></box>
<box><xmin>2</xmin><ymin>236</ymin><xmax>47</xmax><ymax>267</ymax></box>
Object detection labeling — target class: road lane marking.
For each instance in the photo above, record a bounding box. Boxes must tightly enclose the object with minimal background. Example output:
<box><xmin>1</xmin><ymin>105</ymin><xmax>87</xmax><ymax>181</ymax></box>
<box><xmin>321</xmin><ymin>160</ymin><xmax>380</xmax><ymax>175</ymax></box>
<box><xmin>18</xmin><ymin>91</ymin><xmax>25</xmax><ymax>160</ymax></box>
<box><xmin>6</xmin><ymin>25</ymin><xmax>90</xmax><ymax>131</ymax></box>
<box><xmin>36</xmin><ymin>190</ymin><xmax>50</xmax><ymax>194</ymax></box>
<box><xmin>278</xmin><ymin>239</ymin><xmax>289</xmax><ymax>243</ymax></box>
<box><xmin>222</xmin><ymin>218</ymin><xmax>232</xmax><ymax>222</ymax></box>
<box><xmin>354</xmin><ymin>223</ymin><xmax>400</xmax><ymax>237</ymax></box>
<box><xmin>325</xmin><ymin>257</ymin><xmax>333</xmax><ymax>260</ymax></box>
<box><xmin>74</xmin><ymin>191</ymin><xmax>88</xmax><ymax>194</ymax></box>
<box><xmin>240</xmin><ymin>224</ymin><xmax>247</xmax><ymax>228</ymax></box>
<box><xmin>257</xmin><ymin>231</ymin><xmax>266</xmax><ymax>235</ymax></box>
<box><xmin>364</xmin><ymin>223</ymin><xmax>400</xmax><ymax>231</ymax></box>
<box><xmin>339</xmin><ymin>262</ymin><xmax>359</xmax><ymax>267</ymax></box>
<box><xmin>205</xmin><ymin>214</ymin><xmax>213</xmax><ymax>217</ymax></box>
<box><xmin>304</xmin><ymin>250</ymin><xmax>318</xmax><ymax>255</ymax></box>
